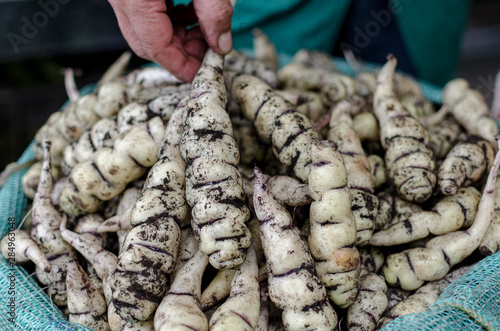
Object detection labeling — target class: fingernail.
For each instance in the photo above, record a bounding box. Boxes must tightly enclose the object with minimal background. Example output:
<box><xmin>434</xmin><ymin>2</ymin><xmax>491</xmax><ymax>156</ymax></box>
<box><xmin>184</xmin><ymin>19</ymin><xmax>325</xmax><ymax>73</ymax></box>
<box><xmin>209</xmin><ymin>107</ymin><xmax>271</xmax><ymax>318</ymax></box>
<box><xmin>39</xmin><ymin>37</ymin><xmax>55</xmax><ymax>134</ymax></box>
<box><xmin>218</xmin><ymin>31</ymin><xmax>232</xmax><ymax>54</ymax></box>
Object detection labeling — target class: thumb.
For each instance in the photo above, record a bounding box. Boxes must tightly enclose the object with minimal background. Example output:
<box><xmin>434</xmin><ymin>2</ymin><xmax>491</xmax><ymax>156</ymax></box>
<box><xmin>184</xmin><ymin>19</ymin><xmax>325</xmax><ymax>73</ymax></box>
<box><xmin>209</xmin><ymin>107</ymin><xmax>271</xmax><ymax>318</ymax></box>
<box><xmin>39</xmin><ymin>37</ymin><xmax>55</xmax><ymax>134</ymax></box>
<box><xmin>193</xmin><ymin>0</ymin><xmax>233</xmax><ymax>55</ymax></box>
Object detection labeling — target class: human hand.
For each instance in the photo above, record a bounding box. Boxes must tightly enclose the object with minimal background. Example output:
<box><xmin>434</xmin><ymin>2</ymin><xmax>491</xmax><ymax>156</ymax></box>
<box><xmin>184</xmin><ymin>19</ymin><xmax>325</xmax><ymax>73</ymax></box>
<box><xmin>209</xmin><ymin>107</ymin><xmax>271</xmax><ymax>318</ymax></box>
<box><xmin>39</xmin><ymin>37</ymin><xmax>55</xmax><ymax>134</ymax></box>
<box><xmin>108</xmin><ymin>0</ymin><xmax>234</xmax><ymax>82</ymax></box>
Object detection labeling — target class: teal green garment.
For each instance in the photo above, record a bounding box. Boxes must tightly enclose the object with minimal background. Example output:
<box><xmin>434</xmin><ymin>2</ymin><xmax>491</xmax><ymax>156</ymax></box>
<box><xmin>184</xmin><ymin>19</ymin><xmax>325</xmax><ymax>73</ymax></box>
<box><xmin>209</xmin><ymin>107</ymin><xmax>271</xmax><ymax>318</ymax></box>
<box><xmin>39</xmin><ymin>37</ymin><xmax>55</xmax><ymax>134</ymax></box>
<box><xmin>173</xmin><ymin>0</ymin><xmax>471</xmax><ymax>87</ymax></box>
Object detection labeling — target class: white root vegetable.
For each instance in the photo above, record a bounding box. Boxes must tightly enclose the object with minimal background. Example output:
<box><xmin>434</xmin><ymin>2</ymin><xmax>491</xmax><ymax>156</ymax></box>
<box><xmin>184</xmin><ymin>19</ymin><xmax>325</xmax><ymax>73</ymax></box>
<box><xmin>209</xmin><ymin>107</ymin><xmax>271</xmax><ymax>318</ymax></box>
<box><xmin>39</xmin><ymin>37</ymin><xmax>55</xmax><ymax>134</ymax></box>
<box><xmin>328</xmin><ymin>97</ymin><xmax>379</xmax><ymax>246</ymax></box>
<box><xmin>253</xmin><ymin>166</ymin><xmax>338</xmax><ymax>330</ymax></box>
<box><xmin>74</xmin><ymin>213</ymin><xmax>108</xmax><ymax>291</ymax></box>
<box><xmin>374</xmin><ymin>56</ymin><xmax>436</xmax><ymax>203</ymax></box>
<box><xmin>94</xmin><ymin>81</ymin><xmax>127</xmax><ymax>119</ymax></box>
<box><xmin>438</xmin><ymin>135</ymin><xmax>495</xmax><ymax>196</ymax></box>
<box><xmin>240</xmin><ymin>167</ymin><xmax>312</xmax><ymax>208</ymax></box>
<box><xmin>352</xmin><ymin>112</ymin><xmax>380</xmax><ymax>142</ymax></box>
<box><xmin>173</xmin><ymin>215</ymin><xmax>199</xmax><ymax>274</ymax></box>
<box><xmin>181</xmin><ymin>49</ymin><xmax>251</xmax><ymax>269</ymax></box>
<box><xmin>479</xmin><ymin>174</ymin><xmax>500</xmax><ymax>255</ymax></box>
<box><xmin>347</xmin><ymin>273</ymin><xmax>388</xmax><ymax>331</ymax></box>
<box><xmin>443</xmin><ymin>78</ymin><xmax>499</xmax><ymax>145</ymax></box>
<box><xmin>367</xmin><ymin>154</ymin><xmax>386</xmax><ymax>189</ymax></box>
<box><xmin>31</xmin><ymin>140</ymin><xmax>77</xmax><ymax>307</ymax></box>
<box><xmin>33</xmin><ymin>94</ymin><xmax>99</xmax><ymax>164</ymax></box>
<box><xmin>98</xmin><ymin>186</ymin><xmax>142</xmax><ymax>252</ymax></box>
<box><xmin>383</xmin><ymin>137</ymin><xmax>500</xmax><ymax>290</ymax></box>
<box><xmin>154</xmin><ymin>250</ymin><xmax>209</xmax><ymax>331</ymax></box>
<box><xmin>59</xmin><ymin>116</ymin><xmax>165</xmax><ymax>216</ymax></box>
<box><xmin>98</xmin><ymin>51</ymin><xmax>133</xmax><ymax>86</ymax></box>
<box><xmin>292</xmin><ymin>49</ymin><xmax>337</xmax><ymax>72</ymax></box>
<box><xmin>110</xmin><ymin>98</ymin><xmax>189</xmax><ymax>323</ymax></box>
<box><xmin>60</xmin><ymin>217</ymin><xmax>117</xmax><ymax>303</ymax></box>
<box><xmin>62</xmin><ymin>85</ymin><xmax>189</xmax><ymax>175</ymax></box>
<box><xmin>400</xmin><ymin>94</ymin><xmax>435</xmax><ymax>120</ymax></box>
<box><xmin>358</xmin><ymin>246</ymin><xmax>384</xmax><ymax>277</ymax></box>
<box><xmin>233</xmin><ymin>121</ymin><xmax>271</xmax><ymax>166</ymax></box>
<box><xmin>0</xmin><ymin>229</ymin><xmax>51</xmax><ymax>272</ymax></box>
<box><xmin>254</xmin><ymin>280</ymin><xmax>270</xmax><ymax>331</ymax></box>
<box><xmin>252</xmin><ymin>28</ymin><xmax>279</xmax><ymax>71</ymax></box>
<box><xmin>66</xmin><ymin>260</ymin><xmax>109</xmax><ymax>331</ymax></box>
<box><xmin>61</xmin><ymin>117</ymin><xmax>119</xmax><ymax>174</ymax></box>
<box><xmin>278</xmin><ymin>61</ymin><xmax>356</xmax><ymax>106</ymax></box>
<box><xmin>308</xmin><ymin>140</ymin><xmax>361</xmax><ymax>307</ymax></box>
<box><xmin>370</xmin><ymin>186</ymin><xmax>481</xmax><ymax>246</ymax></box>
<box><xmin>124</xmin><ymin>66</ymin><xmax>183</xmax><ymax>87</ymax></box>
<box><xmin>308</xmin><ymin>140</ymin><xmax>360</xmax><ymax>307</ymax></box>
<box><xmin>200</xmin><ymin>268</ymin><xmax>236</xmax><ymax>310</ymax></box>
<box><xmin>224</xmin><ymin>49</ymin><xmax>278</xmax><ymax>88</ymax></box>
<box><xmin>59</xmin><ymin>220</ymin><xmax>153</xmax><ymax>331</ymax></box>
<box><xmin>275</xmin><ymin>89</ymin><xmax>327</xmax><ymax>123</ymax></box>
<box><xmin>427</xmin><ymin>116</ymin><xmax>461</xmax><ymax>160</ymax></box>
<box><xmin>209</xmin><ymin>247</ymin><xmax>260</xmax><ymax>331</ymax></box>
<box><xmin>22</xmin><ymin>161</ymin><xmax>60</xmax><ymax>200</ymax></box>
<box><xmin>374</xmin><ymin>191</ymin><xmax>423</xmax><ymax>231</ymax></box>
<box><xmin>384</xmin><ymin>287</ymin><xmax>411</xmax><ymax>313</ymax></box>
<box><xmin>229</xmin><ymin>72</ymin><xmax>322</xmax><ymax>182</ymax></box>
<box><xmin>377</xmin><ymin>264</ymin><xmax>474</xmax><ymax>329</ymax></box>
<box><xmin>32</xmin><ymin>53</ymin><xmax>131</xmax><ymax>164</ymax></box>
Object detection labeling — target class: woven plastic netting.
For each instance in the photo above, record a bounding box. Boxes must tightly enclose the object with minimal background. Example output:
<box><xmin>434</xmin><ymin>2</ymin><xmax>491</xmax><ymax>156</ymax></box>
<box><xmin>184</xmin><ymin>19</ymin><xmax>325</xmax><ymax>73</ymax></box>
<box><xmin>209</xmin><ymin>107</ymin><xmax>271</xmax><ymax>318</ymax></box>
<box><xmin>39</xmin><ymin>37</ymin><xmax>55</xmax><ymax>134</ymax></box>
<box><xmin>0</xmin><ymin>62</ymin><xmax>496</xmax><ymax>330</ymax></box>
<box><xmin>0</xmin><ymin>142</ymin><xmax>93</xmax><ymax>330</ymax></box>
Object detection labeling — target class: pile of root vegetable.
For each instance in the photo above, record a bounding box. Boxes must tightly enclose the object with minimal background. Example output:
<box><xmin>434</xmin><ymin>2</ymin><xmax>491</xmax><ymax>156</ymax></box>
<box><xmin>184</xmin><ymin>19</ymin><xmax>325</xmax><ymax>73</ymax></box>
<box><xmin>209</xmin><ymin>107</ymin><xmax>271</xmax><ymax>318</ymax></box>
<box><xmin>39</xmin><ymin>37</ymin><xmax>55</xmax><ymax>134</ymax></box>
<box><xmin>3</xmin><ymin>30</ymin><xmax>500</xmax><ymax>331</ymax></box>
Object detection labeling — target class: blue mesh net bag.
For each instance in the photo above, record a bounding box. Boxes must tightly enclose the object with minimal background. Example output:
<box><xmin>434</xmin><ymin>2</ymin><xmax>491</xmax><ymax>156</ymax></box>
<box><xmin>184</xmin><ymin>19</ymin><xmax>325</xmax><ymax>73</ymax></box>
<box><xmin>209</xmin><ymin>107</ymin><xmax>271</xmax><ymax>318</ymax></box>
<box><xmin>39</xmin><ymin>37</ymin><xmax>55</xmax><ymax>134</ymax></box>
<box><xmin>0</xmin><ymin>58</ymin><xmax>498</xmax><ymax>331</ymax></box>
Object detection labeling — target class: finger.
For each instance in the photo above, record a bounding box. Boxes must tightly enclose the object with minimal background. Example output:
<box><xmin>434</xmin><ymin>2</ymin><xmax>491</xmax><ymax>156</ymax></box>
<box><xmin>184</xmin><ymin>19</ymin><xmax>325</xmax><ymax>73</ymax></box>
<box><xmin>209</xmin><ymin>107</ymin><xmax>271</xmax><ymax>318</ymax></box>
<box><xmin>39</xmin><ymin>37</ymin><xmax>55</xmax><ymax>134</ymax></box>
<box><xmin>108</xmin><ymin>5</ymin><xmax>149</xmax><ymax>60</ymax></box>
<box><xmin>127</xmin><ymin>2</ymin><xmax>201</xmax><ymax>81</ymax></box>
<box><xmin>193</xmin><ymin>0</ymin><xmax>233</xmax><ymax>54</ymax></box>
<box><xmin>182</xmin><ymin>27</ymin><xmax>207</xmax><ymax>62</ymax></box>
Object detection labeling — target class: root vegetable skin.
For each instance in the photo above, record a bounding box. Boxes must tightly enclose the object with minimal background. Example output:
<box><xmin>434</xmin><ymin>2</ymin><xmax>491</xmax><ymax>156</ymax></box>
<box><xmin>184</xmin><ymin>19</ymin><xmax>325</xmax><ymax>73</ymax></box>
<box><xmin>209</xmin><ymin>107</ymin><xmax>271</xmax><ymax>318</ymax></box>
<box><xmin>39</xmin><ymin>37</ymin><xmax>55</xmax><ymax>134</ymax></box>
<box><xmin>347</xmin><ymin>273</ymin><xmax>388</xmax><ymax>331</ymax></box>
<box><xmin>479</xmin><ymin>175</ymin><xmax>500</xmax><ymax>255</ymax></box>
<box><xmin>438</xmin><ymin>135</ymin><xmax>495</xmax><ymax>196</ymax></box>
<box><xmin>58</xmin><ymin>222</ymin><xmax>147</xmax><ymax>331</ymax></box>
<box><xmin>252</xmin><ymin>28</ymin><xmax>279</xmax><ymax>71</ymax></box>
<box><xmin>427</xmin><ymin>116</ymin><xmax>461</xmax><ymax>160</ymax></box>
<box><xmin>224</xmin><ymin>49</ymin><xmax>278</xmax><ymax>88</ymax></box>
<box><xmin>377</xmin><ymin>264</ymin><xmax>474</xmax><ymax>329</ymax></box>
<box><xmin>181</xmin><ymin>49</ymin><xmax>251</xmax><ymax>269</ymax></box>
<box><xmin>22</xmin><ymin>161</ymin><xmax>60</xmax><ymax>200</ymax></box>
<box><xmin>33</xmin><ymin>93</ymin><xmax>100</xmax><ymax>164</ymax></box>
<box><xmin>367</xmin><ymin>155</ymin><xmax>386</xmax><ymax>189</ymax></box>
<box><xmin>374</xmin><ymin>56</ymin><xmax>436</xmax><ymax>203</ymax></box>
<box><xmin>328</xmin><ymin>97</ymin><xmax>379</xmax><ymax>246</ymax></box>
<box><xmin>154</xmin><ymin>250</ymin><xmax>209</xmax><ymax>331</ymax></box>
<box><xmin>110</xmin><ymin>98</ymin><xmax>189</xmax><ymax>322</ymax></box>
<box><xmin>443</xmin><ymin>78</ymin><xmax>499</xmax><ymax>145</ymax></box>
<box><xmin>31</xmin><ymin>140</ymin><xmax>77</xmax><ymax>307</ymax></box>
<box><xmin>275</xmin><ymin>89</ymin><xmax>326</xmax><ymax>123</ymax></box>
<box><xmin>308</xmin><ymin>140</ymin><xmax>361</xmax><ymax>307</ymax></box>
<box><xmin>383</xmin><ymin>137</ymin><xmax>500</xmax><ymax>290</ymax></box>
<box><xmin>59</xmin><ymin>116</ymin><xmax>165</xmax><ymax>216</ymax></box>
<box><xmin>352</xmin><ymin>112</ymin><xmax>380</xmax><ymax>142</ymax></box>
<box><xmin>241</xmin><ymin>168</ymin><xmax>312</xmax><ymax>208</ymax></box>
<box><xmin>374</xmin><ymin>191</ymin><xmax>423</xmax><ymax>231</ymax></box>
<box><xmin>229</xmin><ymin>73</ymin><xmax>322</xmax><ymax>182</ymax></box>
<box><xmin>66</xmin><ymin>261</ymin><xmax>109</xmax><ymax>331</ymax></box>
<box><xmin>277</xmin><ymin>61</ymin><xmax>356</xmax><ymax>106</ymax></box>
<box><xmin>200</xmin><ymin>268</ymin><xmax>236</xmax><ymax>310</ymax></box>
<box><xmin>0</xmin><ymin>229</ymin><xmax>51</xmax><ymax>272</ymax></box>
<box><xmin>209</xmin><ymin>247</ymin><xmax>260</xmax><ymax>331</ymax></box>
<box><xmin>370</xmin><ymin>186</ymin><xmax>481</xmax><ymax>246</ymax></box>
<box><xmin>252</xmin><ymin>167</ymin><xmax>338</xmax><ymax>330</ymax></box>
